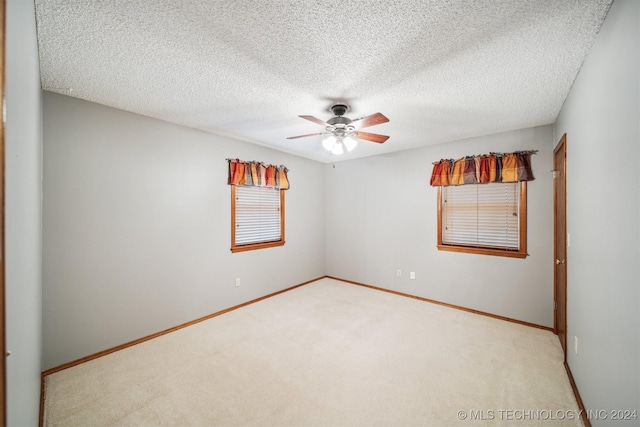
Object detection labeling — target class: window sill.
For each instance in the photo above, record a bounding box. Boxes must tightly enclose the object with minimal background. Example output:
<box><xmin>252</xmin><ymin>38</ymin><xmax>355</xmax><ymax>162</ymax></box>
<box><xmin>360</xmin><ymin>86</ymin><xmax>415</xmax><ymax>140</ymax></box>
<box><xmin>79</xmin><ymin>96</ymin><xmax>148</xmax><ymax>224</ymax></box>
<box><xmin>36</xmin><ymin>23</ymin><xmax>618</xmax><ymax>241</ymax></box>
<box><xmin>437</xmin><ymin>244</ymin><xmax>528</xmax><ymax>259</ymax></box>
<box><xmin>231</xmin><ymin>240</ymin><xmax>285</xmax><ymax>253</ymax></box>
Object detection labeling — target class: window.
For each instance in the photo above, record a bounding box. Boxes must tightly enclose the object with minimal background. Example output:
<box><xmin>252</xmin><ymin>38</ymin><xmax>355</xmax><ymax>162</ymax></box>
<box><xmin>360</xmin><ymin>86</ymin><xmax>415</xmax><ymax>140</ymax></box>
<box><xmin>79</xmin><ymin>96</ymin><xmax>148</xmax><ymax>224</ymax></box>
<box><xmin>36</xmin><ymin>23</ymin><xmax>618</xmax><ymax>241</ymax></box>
<box><xmin>437</xmin><ymin>181</ymin><xmax>527</xmax><ymax>258</ymax></box>
<box><xmin>231</xmin><ymin>185</ymin><xmax>285</xmax><ymax>252</ymax></box>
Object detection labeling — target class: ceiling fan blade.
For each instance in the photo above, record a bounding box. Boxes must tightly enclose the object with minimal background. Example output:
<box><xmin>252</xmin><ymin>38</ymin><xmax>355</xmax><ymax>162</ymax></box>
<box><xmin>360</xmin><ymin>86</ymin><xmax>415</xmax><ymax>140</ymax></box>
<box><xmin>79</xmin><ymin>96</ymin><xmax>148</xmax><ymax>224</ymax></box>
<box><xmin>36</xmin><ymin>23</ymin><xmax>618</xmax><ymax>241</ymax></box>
<box><xmin>286</xmin><ymin>132</ymin><xmax>325</xmax><ymax>140</ymax></box>
<box><xmin>354</xmin><ymin>131</ymin><xmax>389</xmax><ymax>144</ymax></box>
<box><xmin>351</xmin><ymin>112</ymin><xmax>389</xmax><ymax>129</ymax></box>
<box><xmin>299</xmin><ymin>115</ymin><xmax>330</xmax><ymax>127</ymax></box>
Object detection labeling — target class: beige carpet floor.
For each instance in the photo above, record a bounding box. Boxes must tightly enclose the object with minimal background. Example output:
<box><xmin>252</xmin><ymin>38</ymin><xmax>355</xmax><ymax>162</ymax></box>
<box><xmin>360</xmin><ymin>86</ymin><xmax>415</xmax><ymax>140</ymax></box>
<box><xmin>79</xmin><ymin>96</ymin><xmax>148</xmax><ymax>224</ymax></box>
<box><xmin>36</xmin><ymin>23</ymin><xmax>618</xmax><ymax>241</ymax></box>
<box><xmin>43</xmin><ymin>278</ymin><xmax>583</xmax><ymax>426</ymax></box>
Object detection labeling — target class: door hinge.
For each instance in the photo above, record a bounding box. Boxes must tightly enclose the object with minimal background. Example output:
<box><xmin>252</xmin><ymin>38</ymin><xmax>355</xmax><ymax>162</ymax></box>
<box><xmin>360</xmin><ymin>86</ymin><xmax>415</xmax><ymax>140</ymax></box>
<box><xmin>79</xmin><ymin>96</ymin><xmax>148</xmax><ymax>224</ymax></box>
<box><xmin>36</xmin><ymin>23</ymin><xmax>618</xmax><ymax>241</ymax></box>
<box><xmin>554</xmin><ymin>301</ymin><xmax>557</xmax><ymax>310</ymax></box>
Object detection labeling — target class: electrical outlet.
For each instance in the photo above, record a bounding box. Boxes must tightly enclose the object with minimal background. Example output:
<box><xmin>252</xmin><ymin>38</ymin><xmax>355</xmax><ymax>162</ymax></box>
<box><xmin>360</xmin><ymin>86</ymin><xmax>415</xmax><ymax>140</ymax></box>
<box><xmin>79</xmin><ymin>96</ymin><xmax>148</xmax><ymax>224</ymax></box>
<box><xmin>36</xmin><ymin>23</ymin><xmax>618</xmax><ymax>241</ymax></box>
<box><xmin>574</xmin><ymin>336</ymin><xmax>578</xmax><ymax>355</ymax></box>
<box><xmin>235</xmin><ymin>278</ymin><xmax>241</xmax><ymax>287</ymax></box>
<box><xmin>410</xmin><ymin>272</ymin><xmax>415</xmax><ymax>280</ymax></box>
<box><xmin>396</xmin><ymin>269</ymin><xmax>402</xmax><ymax>277</ymax></box>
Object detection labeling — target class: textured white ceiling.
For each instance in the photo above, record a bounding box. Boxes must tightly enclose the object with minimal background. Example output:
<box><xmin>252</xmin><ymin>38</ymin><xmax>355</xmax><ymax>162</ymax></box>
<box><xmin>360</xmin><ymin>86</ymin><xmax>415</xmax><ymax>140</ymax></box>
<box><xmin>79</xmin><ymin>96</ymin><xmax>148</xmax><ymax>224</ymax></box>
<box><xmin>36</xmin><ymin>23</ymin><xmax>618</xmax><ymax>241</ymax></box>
<box><xmin>35</xmin><ymin>0</ymin><xmax>612</xmax><ymax>163</ymax></box>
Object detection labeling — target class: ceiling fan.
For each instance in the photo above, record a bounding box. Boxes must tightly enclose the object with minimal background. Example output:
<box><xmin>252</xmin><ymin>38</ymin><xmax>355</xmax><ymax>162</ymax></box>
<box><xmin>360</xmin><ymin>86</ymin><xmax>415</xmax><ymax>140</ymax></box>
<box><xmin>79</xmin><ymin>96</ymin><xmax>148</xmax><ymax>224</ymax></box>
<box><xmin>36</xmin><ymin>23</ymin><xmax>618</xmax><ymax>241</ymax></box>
<box><xmin>287</xmin><ymin>104</ymin><xmax>389</xmax><ymax>155</ymax></box>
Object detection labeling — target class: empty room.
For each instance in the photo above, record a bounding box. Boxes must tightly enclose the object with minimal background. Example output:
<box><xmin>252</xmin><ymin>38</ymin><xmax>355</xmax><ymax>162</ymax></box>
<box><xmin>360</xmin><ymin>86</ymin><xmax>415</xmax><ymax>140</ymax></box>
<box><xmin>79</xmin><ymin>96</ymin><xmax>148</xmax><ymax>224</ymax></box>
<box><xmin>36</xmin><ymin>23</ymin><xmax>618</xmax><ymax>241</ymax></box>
<box><xmin>3</xmin><ymin>0</ymin><xmax>639</xmax><ymax>426</ymax></box>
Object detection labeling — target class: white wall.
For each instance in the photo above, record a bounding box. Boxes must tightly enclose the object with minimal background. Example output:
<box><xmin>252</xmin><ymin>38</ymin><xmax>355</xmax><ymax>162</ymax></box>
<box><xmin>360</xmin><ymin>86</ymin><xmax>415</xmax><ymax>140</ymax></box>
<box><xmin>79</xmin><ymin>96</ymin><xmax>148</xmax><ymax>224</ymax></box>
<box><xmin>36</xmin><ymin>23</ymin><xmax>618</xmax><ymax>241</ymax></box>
<box><xmin>554</xmin><ymin>0</ymin><xmax>639</xmax><ymax>423</ymax></box>
<box><xmin>42</xmin><ymin>92</ymin><xmax>325</xmax><ymax>369</ymax></box>
<box><xmin>326</xmin><ymin>125</ymin><xmax>554</xmax><ymax>327</ymax></box>
<box><xmin>5</xmin><ymin>0</ymin><xmax>43</xmax><ymax>425</ymax></box>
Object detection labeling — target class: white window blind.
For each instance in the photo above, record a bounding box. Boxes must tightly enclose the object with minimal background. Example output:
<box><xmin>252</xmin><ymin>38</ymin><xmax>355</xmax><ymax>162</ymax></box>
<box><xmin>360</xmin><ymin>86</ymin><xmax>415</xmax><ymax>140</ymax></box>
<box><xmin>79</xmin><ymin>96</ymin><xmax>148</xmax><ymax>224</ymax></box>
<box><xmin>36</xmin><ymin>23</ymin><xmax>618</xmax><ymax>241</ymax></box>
<box><xmin>234</xmin><ymin>186</ymin><xmax>281</xmax><ymax>245</ymax></box>
<box><xmin>442</xmin><ymin>182</ymin><xmax>519</xmax><ymax>249</ymax></box>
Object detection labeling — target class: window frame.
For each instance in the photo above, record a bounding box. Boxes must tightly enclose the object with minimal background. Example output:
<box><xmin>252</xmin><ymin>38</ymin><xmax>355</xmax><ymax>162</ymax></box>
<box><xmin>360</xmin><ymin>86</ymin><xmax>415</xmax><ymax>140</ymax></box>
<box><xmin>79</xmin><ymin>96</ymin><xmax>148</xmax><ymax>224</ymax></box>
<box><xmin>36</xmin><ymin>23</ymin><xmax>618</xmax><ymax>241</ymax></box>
<box><xmin>231</xmin><ymin>185</ymin><xmax>285</xmax><ymax>253</ymax></box>
<box><xmin>436</xmin><ymin>181</ymin><xmax>527</xmax><ymax>259</ymax></box>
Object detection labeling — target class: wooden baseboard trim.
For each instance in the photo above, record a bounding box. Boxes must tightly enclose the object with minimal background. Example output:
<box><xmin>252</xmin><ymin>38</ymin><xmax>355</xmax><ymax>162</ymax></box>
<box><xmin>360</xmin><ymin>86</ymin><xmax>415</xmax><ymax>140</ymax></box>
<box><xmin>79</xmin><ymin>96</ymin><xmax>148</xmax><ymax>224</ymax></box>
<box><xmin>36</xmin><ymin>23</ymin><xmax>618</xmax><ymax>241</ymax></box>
<box><xmin>39</xmin><ymin>374</ymin><xmax>45</xmax><ymax>427</ymax></box>
<box><xmin>326</xmin><ymin>276</ymin><xmax>553</xmax><ymax>332</ymax></box>
<box><xmin>41</xmin><ymin>276</ymin><xmax>324</xmax><ymax>378</ymax></box>
<box><xmin>564</xmin><ymin>361</ymin><xmax>591</xmax><ymax>427</ymax></box>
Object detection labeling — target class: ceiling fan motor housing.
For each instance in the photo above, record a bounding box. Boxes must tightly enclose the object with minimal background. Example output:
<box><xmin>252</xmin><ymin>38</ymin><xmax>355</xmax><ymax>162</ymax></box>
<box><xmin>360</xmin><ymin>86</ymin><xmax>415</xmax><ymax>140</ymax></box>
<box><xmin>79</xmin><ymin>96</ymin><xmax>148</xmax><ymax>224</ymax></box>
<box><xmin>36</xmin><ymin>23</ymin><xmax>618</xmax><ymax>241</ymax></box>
<box><xmin>327</xmin><ymin>116</ymin><xmax>352</xmax><ymax>127</ymax></box>
<box><xmin>330</xmin><ymin>103</ymin><xmax>349</xmax><ymax>117</ymax></box>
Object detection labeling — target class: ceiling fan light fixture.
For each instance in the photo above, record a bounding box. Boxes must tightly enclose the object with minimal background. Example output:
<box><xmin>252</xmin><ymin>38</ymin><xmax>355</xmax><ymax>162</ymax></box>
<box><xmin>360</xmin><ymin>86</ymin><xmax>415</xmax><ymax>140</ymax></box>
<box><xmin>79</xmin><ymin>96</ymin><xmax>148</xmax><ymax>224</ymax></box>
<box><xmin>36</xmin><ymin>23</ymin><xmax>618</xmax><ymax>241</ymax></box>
<box><xmin>322</xmin><ymin>135</ymin><xmax>336</xmax><ymax>151</ymax></box>
<box><xmin>330</xmin><ymin>140</ymin><xmax>344</xmax><ymax>155</ymax></box>
<box><xmin>343</xmin><ymin>136</ymin><xmax>358</xmax><ymax>152</ymax></box>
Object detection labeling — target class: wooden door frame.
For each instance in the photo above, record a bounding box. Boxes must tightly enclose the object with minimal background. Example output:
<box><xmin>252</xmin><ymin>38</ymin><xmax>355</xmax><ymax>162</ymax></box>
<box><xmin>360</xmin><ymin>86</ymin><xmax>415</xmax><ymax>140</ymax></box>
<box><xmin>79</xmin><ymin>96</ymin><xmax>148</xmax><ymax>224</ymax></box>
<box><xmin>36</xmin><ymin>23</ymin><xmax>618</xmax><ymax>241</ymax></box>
<box><xmin>553</xmin><ymin>134</ymin><xmax>567</xmax><ymax>358</ymax></box>
<box><xmin>0</xmin><ymin>0</ymin><xmax>6</xmax><ymax>423</ymax></box>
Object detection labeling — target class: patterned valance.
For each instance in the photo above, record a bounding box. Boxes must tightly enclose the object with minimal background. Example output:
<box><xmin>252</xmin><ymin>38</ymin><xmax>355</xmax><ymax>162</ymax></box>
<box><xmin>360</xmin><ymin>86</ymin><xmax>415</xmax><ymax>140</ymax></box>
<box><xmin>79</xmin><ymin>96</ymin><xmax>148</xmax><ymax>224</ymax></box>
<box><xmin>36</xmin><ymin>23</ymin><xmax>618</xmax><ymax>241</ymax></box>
<box><xmin>430</xmin><ymin>151</ymin><xmax>535</xmax><ymax>186</ymax></box>
<box><xmin>227</xmin><ymin>159</ymin><xmax>290</xmax><ymax>190</ymax></box>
